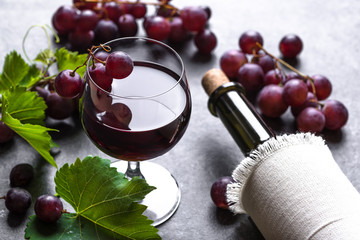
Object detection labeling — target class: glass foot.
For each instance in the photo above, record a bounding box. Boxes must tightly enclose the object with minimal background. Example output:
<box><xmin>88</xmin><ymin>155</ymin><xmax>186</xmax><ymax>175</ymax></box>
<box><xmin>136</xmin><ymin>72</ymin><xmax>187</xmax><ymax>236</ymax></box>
<box><xmin>111</xmin><ymin>161</ymin><xmax>181</xmax><ymax>226</ymax></box>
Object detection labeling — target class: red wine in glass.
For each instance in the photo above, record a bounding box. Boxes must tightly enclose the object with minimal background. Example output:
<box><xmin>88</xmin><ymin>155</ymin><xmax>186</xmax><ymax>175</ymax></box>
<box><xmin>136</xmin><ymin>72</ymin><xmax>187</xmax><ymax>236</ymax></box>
<box><xmin>82</xmin><ymin>61</ymin><xmax>191</xmax><ymax>161</ymax></box>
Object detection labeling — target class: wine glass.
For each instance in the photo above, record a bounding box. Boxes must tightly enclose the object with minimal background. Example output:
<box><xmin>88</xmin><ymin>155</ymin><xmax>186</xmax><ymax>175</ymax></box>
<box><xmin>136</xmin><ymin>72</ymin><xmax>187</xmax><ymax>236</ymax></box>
<box><xmin>80</xmin><ymin>37</ymin><xmax>191</xmax><ymax>226</ymax></box>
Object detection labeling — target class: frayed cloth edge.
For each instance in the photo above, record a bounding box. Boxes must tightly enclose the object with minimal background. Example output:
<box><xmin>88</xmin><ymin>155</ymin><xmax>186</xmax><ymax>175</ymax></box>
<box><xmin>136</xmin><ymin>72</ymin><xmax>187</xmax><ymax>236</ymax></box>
<box><xmin>227</xmin><ymin>132</ymin><xmax>326</xmax><ymax>214</ymax></box>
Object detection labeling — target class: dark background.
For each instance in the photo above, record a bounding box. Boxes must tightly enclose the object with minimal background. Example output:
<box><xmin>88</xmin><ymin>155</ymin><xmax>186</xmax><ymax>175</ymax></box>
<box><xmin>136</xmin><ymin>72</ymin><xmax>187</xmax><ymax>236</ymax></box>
<box><xmin>1</xmin><ymin>0</ymin><xmax>359</xmax><ymax>239</ymax></box>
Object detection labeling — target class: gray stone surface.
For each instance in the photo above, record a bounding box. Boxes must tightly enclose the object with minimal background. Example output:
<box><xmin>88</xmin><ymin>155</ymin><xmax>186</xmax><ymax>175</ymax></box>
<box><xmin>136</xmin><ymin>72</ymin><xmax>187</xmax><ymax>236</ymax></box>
<box><xmin>0</xmin><ymin>0</ymin><xmax>359</xmax><ymax>239</ymax></box>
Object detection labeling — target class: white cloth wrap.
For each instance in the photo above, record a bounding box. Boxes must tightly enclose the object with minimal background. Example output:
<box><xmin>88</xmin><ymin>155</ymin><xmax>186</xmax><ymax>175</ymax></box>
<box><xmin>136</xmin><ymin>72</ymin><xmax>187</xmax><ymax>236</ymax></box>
<box><xmin>227</xmin><ymin>133</ymin><xmax>360</xmax><ymax>240</ymax></box>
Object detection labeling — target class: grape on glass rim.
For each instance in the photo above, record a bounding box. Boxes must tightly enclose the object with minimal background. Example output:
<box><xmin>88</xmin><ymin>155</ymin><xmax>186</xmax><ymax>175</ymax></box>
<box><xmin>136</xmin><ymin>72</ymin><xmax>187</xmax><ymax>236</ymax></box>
<box><xmin>89</xmin><ymin>62</ymin><xmax>113</xmax><ymax>90</ymax></box>
<box><xmin>296</xmin><ymin>107</ymin><xmax>325</xmax><ymax>133</ymax></box>
<box><xmin>105</xmin><ymin>51</ymin><xmax>134</xmax><ymax>79</ymax></box>
<box><xmin>34</xmin><ymin>195</ymin><xmax>64</xmax><ymax>223</ymax></box>
<box><xmin>55</xmin><ymin>70</ymin><xmax>83</xmax><ymax>99</ymax></box>
<box><xmin>257</xmin><ymin>84</ymin><xmax>288</xmax><ymax>118</ymax></box>
<box><xmin>10</xmin><ymin>163</ymin><xmax>34</xmax><ymax>187</ymax></box>
<box><xmin>279</xmin><ymin>34</ymin><xmax>303</xmax><ymax>58</ymax></box>
<box><xmin>3</xmin><ymin>188</ymin><xmax>32</xmax><ymax>215</ymax></box>
<box><xmin>239</xmin><ymin>30</ymin><xmax>264</xmax><ymax>54</ymax></box>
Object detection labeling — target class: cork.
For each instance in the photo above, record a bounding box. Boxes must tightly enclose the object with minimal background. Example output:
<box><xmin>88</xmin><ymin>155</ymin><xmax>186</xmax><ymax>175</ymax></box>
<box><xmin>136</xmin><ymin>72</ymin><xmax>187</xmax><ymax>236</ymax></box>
<box><xmin>201</xmin><ymin>68</ymin><xmax>230</xmax><ymax>96</ymax></box>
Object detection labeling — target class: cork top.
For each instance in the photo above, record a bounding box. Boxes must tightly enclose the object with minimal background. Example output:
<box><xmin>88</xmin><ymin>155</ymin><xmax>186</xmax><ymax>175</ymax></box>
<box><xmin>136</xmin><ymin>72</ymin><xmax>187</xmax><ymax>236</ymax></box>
<box><xmin>201</xmin><ymin>68</ymin><xmax>230</xmax><ymax>96</ymax></box>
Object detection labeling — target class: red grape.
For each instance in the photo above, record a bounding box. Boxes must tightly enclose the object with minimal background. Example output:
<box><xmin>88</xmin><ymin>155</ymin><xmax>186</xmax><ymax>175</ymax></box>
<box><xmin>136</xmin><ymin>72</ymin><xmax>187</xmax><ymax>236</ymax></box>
<box><xmin>131</xmin><ymin>3</ymin><xmax>147</xmax><ymax>19</ymax></box>
<box><xmin>291</xmin><ymin>91</ymin><xmax>318</xmax><ymax>117</ymax></box>
<box><xmin>168</xmin><ymin>17</ymin><xmax>189</xmax><ymax>43</ymax></box>
<box><xmin>94</xmin><ymin>51</ymin><xmax>109</xmax><ymax>62</ymax></box>
<box><xmin>210</xmin><ymin>176</ymin><xmax>234</xmax><ymax>209</ymax></box>
<box><xmin>9</xmin><ymin>163</ymin><xmax>34</xmax><ymax>187</ymax></box>
<box><xmin>46</xmin><ymin>92</ymin><xmax>75</xmax><ymax>120</ymax></box>
<box><xmin>296</xmin><ymin>107</ymin><xmax>325</xmax><ymax>133</ymax></box>
<box><xmin>4</xmin><ymin>188</ymin><xmax>32</xmax><ymax>215</ymax></box>
<box><xmin>103</xmin><ymin>1</ymin><xmax>122</xmax><ymax>22</ymax></box>
<box><xmin>76</xmin><ymin>9</ymin><xmax>98</xmax><ymax>31</ymax></box>
<box><xmin>34</xmin><ymin>86</ymin><xmax>50</xmax><ymax>100</ymax></box>
<box><xmin>253</xmin><ymin>54</ymin><xmax>275</xmax><ymax>73</ymax></box>
<box><xmin>284</xmin><ymin>71</ymin><xmax>302</xmax><ymax>84</ymax></box>
<box><xmin>307</xmin><ymin>74</ymin><xmax>332</xmax><ymax>100</ymax></box>
<box><xmin>180</xmin><ymin>6</ymin><xmax>208</xmax><ymax>32</ymax></box>
<box><xmin>69</xmin><ymin>28</ymin><xmax>94</xmax><ymax>52</ymax></box>
<box><xmin>263</xmin><ymin>69</ymin><xmax>283</xmax><ymax>86</ymax></box>
<box><xmin>239</xmin><ymin>30</ymin><xmax>263</xmax><ymax>54</ymax></box>
<box><xmin>34</xmin><ymin>195</ymin><xmax>63</xmax><ymax>223</ymax></box>
<box><xmin>94</xmin><ymin>19</ymin><xmax>119</xmax><ymax>44</ymax></box>
<box><xmin>236</xmin><ymin>63</ymin><xmax>264</xmax><ymax>92</ymax></box>
<box><xmin>279</xmin><ymin>34</ymin><xmax>303</xmax><ymax>58</ymax></box>
<box><xmin>202</xmin><ymin>6</ymin><xmax>211</xmax><ymax>19</ymax></box>
<box><xmin>0</xmin><ymin>119</ymin><xmax>14</xmax><ymax>143</ymax></box>
<box><xmin>105</xmin><ymin>51</ymin><xmax>134</xmax><ymax>79</ymax></box>
<box><xmin>282</xmin><ymin>79</ymin><xmax>308</xmax><ymax>107</ymax></box>
<box><xmin>89</xmin><ymin>63</ymin><xmax>113</xmax><ymax>90</ymax></box>
<box><xmin>322</xmin><ymin>99</ymin><xmax>348</xmax><ymax>130</ymax></box>
<box><xmin>257</xmin><ymin>84</ymin><xmax>288</xmax><ymax>118</ymax></box>
<box><xmin>144</xmin><ymin>16</ymin><xmax>171</xmax><ymax>41</ymax></box>
<box><xmin>55</xmin><ymin>70</ymin><xmax>83</xmax><ymax>98</ymax></box>
<box><xmin>117</xmin><ymin>14</ymin><xmax>138</xmax><ymax>37</ymax></box>
<box><xmin>52</xmin><ymin>5</ymin><xmax>78</xmax><ymax>36</ymax></box>
<box><xmin>220</xmin><ymin>49</ymin><xmax>248</xmax><ymax>79</ymax></box>
<box><xmin>194</xmin><ymin>29</ymin><xmax>217</xmax><ymax>54</ymax></box>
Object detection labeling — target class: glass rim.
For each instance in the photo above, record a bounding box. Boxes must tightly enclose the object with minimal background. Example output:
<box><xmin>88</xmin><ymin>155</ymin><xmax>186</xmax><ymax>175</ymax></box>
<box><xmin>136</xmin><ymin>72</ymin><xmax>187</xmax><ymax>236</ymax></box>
<box><xmin>86</xmin><ymin>36</ymin><xmax>186</xmax><ymax>99</ymax></box>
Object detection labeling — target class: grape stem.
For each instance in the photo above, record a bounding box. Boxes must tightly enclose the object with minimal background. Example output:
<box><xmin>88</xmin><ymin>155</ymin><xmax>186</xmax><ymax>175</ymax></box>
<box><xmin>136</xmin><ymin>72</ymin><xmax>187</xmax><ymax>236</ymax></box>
<box><xmin>0</xmin><ymin>195</ymin><xmax>5</xmax><ymax>200</ymax></box>
<box><xmin>78</xmin><ymin>0</ymin><xmax>179</xmax><ymax>15</ymax></box>
<box><xmin>255</xmin><ymin>42</ymin><xmax>317</xmax><ymax>95</ymax></box>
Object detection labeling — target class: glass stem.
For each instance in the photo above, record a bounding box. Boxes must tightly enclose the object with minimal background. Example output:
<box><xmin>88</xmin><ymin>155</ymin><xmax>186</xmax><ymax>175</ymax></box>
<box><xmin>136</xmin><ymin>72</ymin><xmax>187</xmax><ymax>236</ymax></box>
<box><xmin>125</xmin><ymin>161</ymin><xmax>144</xmax><ymax>179</ymax></box>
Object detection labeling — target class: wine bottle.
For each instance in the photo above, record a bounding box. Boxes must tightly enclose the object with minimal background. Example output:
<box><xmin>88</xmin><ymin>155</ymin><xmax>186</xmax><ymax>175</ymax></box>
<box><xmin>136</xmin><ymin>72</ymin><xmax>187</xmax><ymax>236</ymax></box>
<box><xmin>202</xmin><ymin>68</ymin><xmax>274</xmax><ymax>155</ymax></box>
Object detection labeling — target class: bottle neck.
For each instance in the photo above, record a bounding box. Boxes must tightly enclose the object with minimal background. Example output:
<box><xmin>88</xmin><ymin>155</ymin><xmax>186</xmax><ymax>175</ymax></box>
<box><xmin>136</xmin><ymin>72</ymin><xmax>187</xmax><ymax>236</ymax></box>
<box><xmin>208</xmin><ymin>82</ymin><xmax>275</xmax><ymax>155</ymax></box>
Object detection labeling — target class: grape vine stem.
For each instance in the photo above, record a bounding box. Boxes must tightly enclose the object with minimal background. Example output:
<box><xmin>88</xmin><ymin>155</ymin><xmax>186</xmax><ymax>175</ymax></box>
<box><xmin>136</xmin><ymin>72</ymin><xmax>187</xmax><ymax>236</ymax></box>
<box><xmin>256</xmin><ymin>42</ymin><xmax>316</xmax><ymax>94</ymax></box>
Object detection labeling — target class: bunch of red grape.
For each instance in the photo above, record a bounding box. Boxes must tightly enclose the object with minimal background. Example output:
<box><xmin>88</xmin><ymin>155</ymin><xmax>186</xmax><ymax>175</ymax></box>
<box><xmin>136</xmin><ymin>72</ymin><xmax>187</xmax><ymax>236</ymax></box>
<box><xmin>219</xmin><ymin>30</ymin><xmax>348</xmax><ymax>134</ymax></box>
<box><xmin>1</xmin><ymin>163</ymin><xmax>64</xmax><ymax>223</ymax></box>
<box><xmin>51</xmin><ymin>0</ymin><xmax>217</xmax><ymax>54</ymax></box>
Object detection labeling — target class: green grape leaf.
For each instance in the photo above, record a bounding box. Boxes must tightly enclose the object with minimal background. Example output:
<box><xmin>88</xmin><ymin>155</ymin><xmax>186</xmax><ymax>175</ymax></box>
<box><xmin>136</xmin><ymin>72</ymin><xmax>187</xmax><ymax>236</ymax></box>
<box><xmin>0</xmin><ymin>51</ymin><xmax>30</xmax><ymax>92</ymax></box>
<box><xmin>1</xmin><ymin>112</ymin><xmax>57</xmax><ymax>168</ymax></box>
<box><xmin>2</xmin><ymin>87</ymin><xmax>46</xmax><ymax>125</ymax></box>
<box><xmin>50</xmin><ymin>156</ymin><xmax>160</xmax><ymax>240</ymax></box>
<box><xmin>1</xmin><ymin>87</ymin><xmax>57</xmax><ymax>168</ymax></box>
<box><xmin>19</xmin><ymin>64</ymin><xmax>43</xmax><ymax>89</ymax></box>
<box><xmin>34</xmin><ymin>48</ymin><xmax>55</xmax><ymax>65</ymax></box>
<box><xmin>55</xmin><ymin>48</ymin><xmax>88</xmax><ymax>77</ymax></box>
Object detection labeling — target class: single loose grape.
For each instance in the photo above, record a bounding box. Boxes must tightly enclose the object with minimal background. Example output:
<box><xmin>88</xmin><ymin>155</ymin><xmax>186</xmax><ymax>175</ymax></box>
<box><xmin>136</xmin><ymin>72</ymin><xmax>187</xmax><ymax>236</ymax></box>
<box><xmin>4</xmin><ymin>188</ymin><xmax>32</xmax><ymax>214</ymax></box>
<box><xmin>210</xmin><ymin>176</ymin><xmax>234</xmax><ymax>209</ymax></box>
<box><xmin>279</xmin><ymin>34</ymin><xmax>303</xmax><ymax>58</ymax></box>
<box><xmin>239</xmin><ymin>30</ymin><xmax>263</xmax><ymax>54</ymax></box>
<box><xmin>10</xmin><ymin>163</ymin><xmax>34</xmax><ymax>187</ymax></box>
<box><xmin>34</xmin><ymin>195</ymin><xmax>63</xmax><ymax>223</ymax></box>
